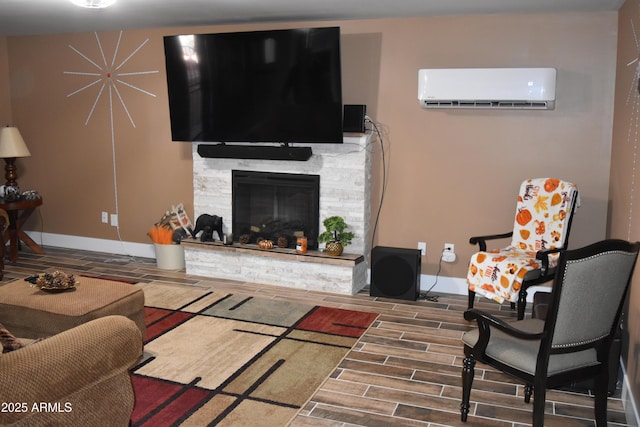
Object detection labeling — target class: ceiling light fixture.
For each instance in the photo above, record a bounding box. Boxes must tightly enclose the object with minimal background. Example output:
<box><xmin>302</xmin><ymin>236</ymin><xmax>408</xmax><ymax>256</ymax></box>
<box><xmin>69</xmin><ymin>0</ymin><xmax>117</xmax><ymax>8</ymax></box>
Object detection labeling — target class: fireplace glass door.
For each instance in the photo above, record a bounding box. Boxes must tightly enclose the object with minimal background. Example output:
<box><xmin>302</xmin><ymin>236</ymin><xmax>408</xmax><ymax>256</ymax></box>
<box><xmin>232</xmin><ymin>170</ymin><xmax>320</xmax><ymax>249</ymax></box>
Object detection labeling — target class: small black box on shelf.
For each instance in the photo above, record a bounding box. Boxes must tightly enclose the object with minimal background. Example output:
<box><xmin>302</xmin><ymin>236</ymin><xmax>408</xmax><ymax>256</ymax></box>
<box><xmin>343</xmin><ymin>104</ymin><xmax>366</xmax><ymax>134</ymax></box>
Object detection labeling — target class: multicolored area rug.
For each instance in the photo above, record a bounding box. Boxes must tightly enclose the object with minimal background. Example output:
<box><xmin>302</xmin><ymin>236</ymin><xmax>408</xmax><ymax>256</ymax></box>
<box><xmin>131</xmin><ymin>283</ymin><xmax>378</xmax><ymax>426</ymax></box>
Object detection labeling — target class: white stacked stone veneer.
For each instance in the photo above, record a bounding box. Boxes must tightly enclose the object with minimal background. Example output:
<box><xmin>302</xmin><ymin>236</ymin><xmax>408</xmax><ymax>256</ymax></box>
<box><xmin>185</xmin><ymin>133</ymin><xmax>373</xmax><ymax>294</ymax></box>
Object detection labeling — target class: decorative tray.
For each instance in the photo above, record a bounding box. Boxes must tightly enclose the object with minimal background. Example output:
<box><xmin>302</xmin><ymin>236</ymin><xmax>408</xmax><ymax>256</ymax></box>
<box><xmin>39</xmin><ymin>285</ymin><xmax>76</xmax><ymax>293</ymax></box>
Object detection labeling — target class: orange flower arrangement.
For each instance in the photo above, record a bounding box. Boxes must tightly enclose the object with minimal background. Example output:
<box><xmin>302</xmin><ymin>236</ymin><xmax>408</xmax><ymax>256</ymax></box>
<box><xmin>148</xmin><ymin>225</ymin><xmax>174</xmax><ymax>244</ymax></box>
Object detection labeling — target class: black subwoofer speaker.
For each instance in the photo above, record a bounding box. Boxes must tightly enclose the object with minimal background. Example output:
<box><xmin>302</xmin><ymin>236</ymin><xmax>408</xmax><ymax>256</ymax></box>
<box><xmin>370</xmin><ymin>246</ymin><xmax>421</xmax><ymax>300</ymax></box>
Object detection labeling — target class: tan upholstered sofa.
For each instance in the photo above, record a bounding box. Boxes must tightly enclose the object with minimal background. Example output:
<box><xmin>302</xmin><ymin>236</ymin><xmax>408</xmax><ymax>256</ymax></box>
<box><xmin>0</xmin><ymin>315</ymin><xmax>142</xmax><ymax>426</ymax></box>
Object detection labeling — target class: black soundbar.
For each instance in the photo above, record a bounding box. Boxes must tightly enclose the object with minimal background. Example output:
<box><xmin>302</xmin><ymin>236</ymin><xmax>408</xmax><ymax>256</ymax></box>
<box><xmin>197</xmin><ymin>144</ymin><xmax>313</xmax><ymax>161</ymax></box>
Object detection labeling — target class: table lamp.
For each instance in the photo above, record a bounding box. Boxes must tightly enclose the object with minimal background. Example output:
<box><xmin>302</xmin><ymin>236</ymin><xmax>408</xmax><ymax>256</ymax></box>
<box><xmin>0</xmin><ymin>126</ymin><xmax>31</xmax><ymax>190</ymax></box>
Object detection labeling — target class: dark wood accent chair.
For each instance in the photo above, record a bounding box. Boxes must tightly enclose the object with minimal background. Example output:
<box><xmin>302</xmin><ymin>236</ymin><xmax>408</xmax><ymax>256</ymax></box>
<box><xmin>461</xmin><ymin>239</ymin><xmax>640</xmax><ymax>426</ymax></box>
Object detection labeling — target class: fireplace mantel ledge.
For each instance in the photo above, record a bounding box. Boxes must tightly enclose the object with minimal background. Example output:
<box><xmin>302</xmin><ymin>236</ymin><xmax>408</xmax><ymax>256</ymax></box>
<box><xmin>182</xmin><ymin>238</ymin><xmax>364</xmax><ymax>267</ymax></box>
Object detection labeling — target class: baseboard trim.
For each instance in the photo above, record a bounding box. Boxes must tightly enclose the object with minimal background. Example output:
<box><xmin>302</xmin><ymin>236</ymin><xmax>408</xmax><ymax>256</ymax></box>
<box><xmin>24</xmin><ymin>231</ymin><xmax>155</xmax><ymax>259</ymax></box>
<box><xmin>420</xmin><ymin>274</ymin><xmax>467</xmax><ymax>296</ymax></box>
<box><xmin>418</xmin><ymin>273</ymin><xmax>543</xmax><ymax>302</ymax></box>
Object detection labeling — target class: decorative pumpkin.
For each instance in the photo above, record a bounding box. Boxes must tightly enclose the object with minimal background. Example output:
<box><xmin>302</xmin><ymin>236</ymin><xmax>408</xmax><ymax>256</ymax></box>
<box><xmin>516</xmin><ymin>208</ymin><xmax>533</xmax><ymax>226</ymax></box>
<box><xmin>259</xmin><ymin>239</ymin><xmax>274</xmax><ymax>249</ymax></box>
<box><xmin>519</xmin><ymin>229</ymin><xmax>531</xmax><ymax>239</ymax></box>
<box><xmin>544</xmin><ymin>178</ymin><xmax>560</xmax><ymax>192</ymax></box>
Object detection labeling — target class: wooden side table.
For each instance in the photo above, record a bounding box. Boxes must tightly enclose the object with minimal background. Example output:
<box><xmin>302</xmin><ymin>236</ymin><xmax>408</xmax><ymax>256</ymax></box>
<box><xmin>0</xmin><ymin>197</ymin><xmax>44</xmax><ymax>263</ymax></box>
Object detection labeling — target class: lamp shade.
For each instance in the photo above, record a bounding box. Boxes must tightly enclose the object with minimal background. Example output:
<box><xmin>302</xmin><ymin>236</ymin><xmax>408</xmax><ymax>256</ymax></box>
<box><xmin>0</xmin><ymin>127</ymin><xmax>31</xmax><ymax>158</ymax></box>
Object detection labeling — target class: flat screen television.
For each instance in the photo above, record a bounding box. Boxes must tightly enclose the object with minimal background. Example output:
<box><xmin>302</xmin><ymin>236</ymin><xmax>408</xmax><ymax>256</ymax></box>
<box><xmin>163</xmin><ymin>27</ymin><xmax>343</xmax><ymax>145</ymax></box>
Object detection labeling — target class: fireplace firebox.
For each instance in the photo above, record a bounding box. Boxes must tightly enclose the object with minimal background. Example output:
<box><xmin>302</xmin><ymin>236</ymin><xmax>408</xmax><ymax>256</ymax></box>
<box><xmin>232</xmin><ymin>170</ymin><xmax>320</xmax><ymax>249</ymax></box>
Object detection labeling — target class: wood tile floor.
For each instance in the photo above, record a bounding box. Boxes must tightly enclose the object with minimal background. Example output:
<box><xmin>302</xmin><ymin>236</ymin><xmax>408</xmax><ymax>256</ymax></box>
<box><xmin>2</xmin><ymin>246</ymin><xmax>629</xmax><ymax>426</ymax></box>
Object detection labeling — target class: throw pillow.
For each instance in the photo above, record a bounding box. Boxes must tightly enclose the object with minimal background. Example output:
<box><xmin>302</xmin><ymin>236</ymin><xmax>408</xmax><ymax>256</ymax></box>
<box><xmin>0</xmin><ymin>322</ymin><xmax>24</xmax><ymax>353</ymax></box>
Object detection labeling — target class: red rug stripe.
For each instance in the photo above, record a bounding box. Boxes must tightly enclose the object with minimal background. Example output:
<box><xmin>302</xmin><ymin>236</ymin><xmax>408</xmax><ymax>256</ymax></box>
<box><xmin>145</xmin><ymin>307</ymin><xmax>172</xmax><ymax>324</ymax></box>
<box><xmin>145</xmin><ymin>310</ymin><xmax>194</xmax><ymax>342</ymax></box>
<box><xmin>139</xmin><ymin>387</ymin><xmax>211</xmax><ymax>427</ymax></box>
<box><xmin>296</xmin><ymin>306</ymin><xmax>378</xmax><ymax>338</ymax></box>
<box><xmin>130</xmin><ymin>376</ymin><xmax>185</xmax><ymax>425</ymax></box>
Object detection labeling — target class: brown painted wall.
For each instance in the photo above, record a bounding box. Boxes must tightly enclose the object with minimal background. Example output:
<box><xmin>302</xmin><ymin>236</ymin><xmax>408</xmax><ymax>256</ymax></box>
<box><xmin>0</xmin><ymin>37</ymin><xmax>11</xmax><ymax>125</ymax></box>
<box><xmin>612</xmin><ymin>0</ymin><xmax>640</xmax><ymax>410</ymax></box>
<box><xmin>4</xmin><ymin>11</ymin><xmax>616</xmax><ymax>282</ymax></box>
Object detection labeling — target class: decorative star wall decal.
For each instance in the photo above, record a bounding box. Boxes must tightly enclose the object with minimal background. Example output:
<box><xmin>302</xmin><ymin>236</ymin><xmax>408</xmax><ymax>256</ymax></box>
<box><xmin>65</xmin><ymin>30</ymin><xmax>158</xmax><ymax>127</ymax></box>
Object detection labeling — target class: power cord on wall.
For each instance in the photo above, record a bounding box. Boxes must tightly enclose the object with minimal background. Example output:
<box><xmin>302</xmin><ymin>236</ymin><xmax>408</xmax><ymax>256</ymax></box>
<box><xmin>419</xmin><ymin>250</ymin><xmax>445</xmax><ymax>302</ymax></box>
<box><xmin>365</xmin><ymin>115</ymin><xmax>388</xmax><ymax>251</ymax></box>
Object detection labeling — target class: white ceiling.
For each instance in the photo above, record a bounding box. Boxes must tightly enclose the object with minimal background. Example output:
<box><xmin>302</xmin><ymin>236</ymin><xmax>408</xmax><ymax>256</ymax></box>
<box><xmin>0</xmin><ymin>0</ymin><xmax>625</xmax><ymax>36</ymax></box>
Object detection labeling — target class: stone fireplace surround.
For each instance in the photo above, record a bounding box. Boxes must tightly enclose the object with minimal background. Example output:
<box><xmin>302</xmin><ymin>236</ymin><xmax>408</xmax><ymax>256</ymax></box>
<box><xmin>184</xmin><ymin>134</ymin><xmax>372</xmax><ymax>294</ymax></box>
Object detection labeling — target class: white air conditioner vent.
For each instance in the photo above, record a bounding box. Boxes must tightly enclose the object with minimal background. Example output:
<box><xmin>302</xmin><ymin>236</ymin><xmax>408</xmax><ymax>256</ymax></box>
<box><xmin>418</xmin><ymin>68</ymin><xmax>556</xmax><ymax>110</ymax></box>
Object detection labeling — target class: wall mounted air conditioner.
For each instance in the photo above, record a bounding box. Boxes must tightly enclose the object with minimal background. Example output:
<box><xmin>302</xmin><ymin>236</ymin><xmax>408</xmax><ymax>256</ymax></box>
<box><xmin>418</xmin><ymin>68</ymin><xmax>556</xmax><ymax>110</ymax></box>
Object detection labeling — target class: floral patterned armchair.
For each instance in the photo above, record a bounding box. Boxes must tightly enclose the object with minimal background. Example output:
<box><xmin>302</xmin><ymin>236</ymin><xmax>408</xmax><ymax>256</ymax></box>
<box><xmin>466</xmin><ymin>178</ymin><xmax>579</xmax><ymax>319</ymax></box>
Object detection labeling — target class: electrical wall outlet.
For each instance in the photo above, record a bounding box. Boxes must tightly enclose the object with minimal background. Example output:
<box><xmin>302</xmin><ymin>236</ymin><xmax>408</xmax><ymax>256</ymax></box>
<box><xmin>110</xmin><ymin>214</ymin><xmax>118</xmax><ymax>227</ymax></box>
<box><xmin>442</xmin><ymin>243</ymin><xmax>456</xmax><ymax>263</ymax></box>
<box><xmin>101</xmin><ymin>211</ymin><xmax>108</xmax><ymax>223</ymax></box>
<box><xmin>417</xmin><ymin>241</ymin><xmax>426</xmax><ymax>256</ymax></box>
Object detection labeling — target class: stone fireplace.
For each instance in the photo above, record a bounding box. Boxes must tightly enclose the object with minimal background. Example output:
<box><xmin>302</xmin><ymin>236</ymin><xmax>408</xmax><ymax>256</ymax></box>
<box><xmin>184</xmin><ymin>134</ymin><xmax>372</xmax><ymax>294</ymax></box>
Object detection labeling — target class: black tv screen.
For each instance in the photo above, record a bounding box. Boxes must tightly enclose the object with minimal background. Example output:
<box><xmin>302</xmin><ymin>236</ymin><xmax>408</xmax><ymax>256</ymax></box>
<box><xmin>163</xmin><ymin>27</ymin><xmax>343</xmax><ymax>144</ymax></box>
